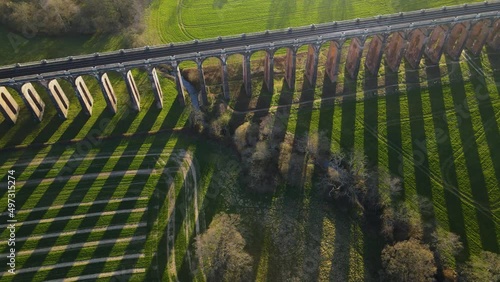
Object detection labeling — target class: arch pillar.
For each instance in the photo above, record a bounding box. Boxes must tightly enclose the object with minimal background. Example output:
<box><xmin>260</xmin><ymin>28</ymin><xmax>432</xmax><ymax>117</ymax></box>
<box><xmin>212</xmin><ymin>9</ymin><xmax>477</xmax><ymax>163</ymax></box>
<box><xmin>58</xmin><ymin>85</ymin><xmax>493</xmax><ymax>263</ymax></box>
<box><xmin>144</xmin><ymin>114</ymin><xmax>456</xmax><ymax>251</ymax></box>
<box><xmin>40</xmin><ymin>79</ymin><xmax>69</xmax><ymax>119</ymax></box>
<box><xmin>95</xmin><ymin>72</ymin><xmax>117</xmax><ymax>114</ymax></box>
<box><xmin>424</xmin><ymin>25</ymin><xmax>449</xmax><ymax>64</ymax></box>
<box><xmin>243</xmin><ymin>53</ymin><xmax>252</xmax><ymax>96</ymax></box>
<box><xmin>445</xmin><ymin>23</ymin><xmax>470</xmax><ymax>60</ymax></box>
<box><xmin>284</xmin><ymin>47</ymin><xmax>297</xmax><ymax>90</ymax></box>
<box><xmin>147</xmin><ymin>67</ymin><xmax>164</xmax><ymax>109</ymax></box>
<box><xmin>172</xmin><ymin>62</ymin><xmax>186</xmax><ymax>106</ymax></box>
<box><xmin>405</xmin><ymin>28</ymin><xmax>428</xmax><ymax>69</ymax></box>
<box><xmin>487</xmin><ymin>19</ymin><xmax>500</xmax><ymax>50</ymax></box>
<box><xmin>195</xmin><ymin>58</ymin><xmax>208</xmax><ymax>105</ymax></box>
<box><xmin>264</xmin><ymin>50</ymin><xmax>275</xmax><ymax>93</ymax></box>
<box><xmin>0</xmin><ymin>86</ymin><xmax>20</xmax><ymax>124</ymax></box>
<box><xmin>220</xmin><ymin>55</ymin><xmax>230</xmax><ymax>100</ymax></box>
<box><xmin>69</xmin><ymin>76</ymin><xmax>94</xmax><ymax>116</ymax></box>
<box><xmin>325</xmin><ymin>40</ymin><xmax>343</xmax><ymax>83</ymax></box>
<box><xmin>365</xmin><ymin>34</ymin><xmax>387</xmax><ymax>75</ymax></box>
<box><xmin>305</xmin><ymin>43</ymin><xmax>321</xmax><ymax>88</ymax></box>
<box><xmin>19</xmin><ymin>82</ymin><xmax>45</xmax><ymax>122</ymax></box>
<box><xmin>466</xmin><ymin>19</ymin><xmax>491</xmax><ymax>56</ymax></box>
<box><xmin>385</xmin><ymin>31</ymin><xmax>406</xmax><ymax>72</ymax></box>
<box><xmin>121</xmin><ymin>70</ymin><xmax>141</xmax><ymax>111</ymax></box>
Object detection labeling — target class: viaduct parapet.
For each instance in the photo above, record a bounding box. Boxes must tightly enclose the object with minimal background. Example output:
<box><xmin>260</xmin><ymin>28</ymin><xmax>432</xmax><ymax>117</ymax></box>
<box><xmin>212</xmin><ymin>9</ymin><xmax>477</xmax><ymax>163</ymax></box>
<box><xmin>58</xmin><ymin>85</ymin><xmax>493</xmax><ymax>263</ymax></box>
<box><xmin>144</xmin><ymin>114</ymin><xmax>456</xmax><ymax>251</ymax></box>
<box><xmin>0</xmin><ymin>2</ymin><xmax>499</xmax><ymax>124</ymax></box>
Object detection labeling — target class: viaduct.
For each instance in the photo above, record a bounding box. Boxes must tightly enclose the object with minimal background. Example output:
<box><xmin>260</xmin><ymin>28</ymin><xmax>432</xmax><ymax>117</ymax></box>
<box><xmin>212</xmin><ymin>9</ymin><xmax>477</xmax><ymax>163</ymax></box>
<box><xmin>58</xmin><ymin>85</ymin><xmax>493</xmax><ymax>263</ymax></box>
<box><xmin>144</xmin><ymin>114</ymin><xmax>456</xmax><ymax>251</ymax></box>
<box><xmin>0</xmin><ymin>2</ymin><xmax>499</xmax><ymax>124</ymax></box>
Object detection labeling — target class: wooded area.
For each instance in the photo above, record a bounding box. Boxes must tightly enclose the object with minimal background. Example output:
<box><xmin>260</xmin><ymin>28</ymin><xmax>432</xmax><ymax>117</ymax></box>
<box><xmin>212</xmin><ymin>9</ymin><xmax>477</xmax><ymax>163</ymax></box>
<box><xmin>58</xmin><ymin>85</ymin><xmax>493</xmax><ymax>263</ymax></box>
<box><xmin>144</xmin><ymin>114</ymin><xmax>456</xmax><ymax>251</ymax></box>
<box><xmin>0</xmin><ymin>0</ymin><xmax>148</xmax><ymax>35</ymax></box>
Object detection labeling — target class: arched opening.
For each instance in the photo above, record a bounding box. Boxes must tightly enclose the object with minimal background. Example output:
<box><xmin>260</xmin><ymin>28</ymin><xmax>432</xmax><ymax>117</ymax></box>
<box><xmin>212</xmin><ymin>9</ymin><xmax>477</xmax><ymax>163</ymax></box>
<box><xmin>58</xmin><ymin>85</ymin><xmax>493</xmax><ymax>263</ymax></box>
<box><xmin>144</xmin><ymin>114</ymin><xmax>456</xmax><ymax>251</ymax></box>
<box><xmin>223</xmin><ymin>53</ymin><xmax>244</xmax><ymax>110</ymax></box>
<box><xmin>247</xmin><ymin>49</ymin><xmax>273</xmax><ymax>110</ymax></box>
<box><xmin>201</xmin><ymin>56</ymin><xmax>224</xmax><ymax>100</ymax></box>
<box><xmin>272</xmin><ymin>47</ymin><xmax>293</xmax><ymax>105</ymax></box>
<box><xmin>178</xmin><ymin>60</ymin><xmax>200</xmax><ymax>108</ymax></box>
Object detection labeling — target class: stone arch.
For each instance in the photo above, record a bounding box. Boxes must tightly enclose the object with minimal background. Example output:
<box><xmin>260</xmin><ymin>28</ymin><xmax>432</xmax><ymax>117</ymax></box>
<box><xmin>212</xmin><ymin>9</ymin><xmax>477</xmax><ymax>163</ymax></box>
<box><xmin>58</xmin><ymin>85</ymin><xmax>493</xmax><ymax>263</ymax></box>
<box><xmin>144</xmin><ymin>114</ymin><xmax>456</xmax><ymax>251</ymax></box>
<box><xmin>364</xmin><ymin>34</ymin><xmax>387</xmax><ymax>76</ymax></box>
<box><xmin>201</xmin><ymin>56</ymin><xmax>225</xmax><ymax>101</ymax></box>
<box><xmin>20</xmin><ymin>81</ymin><xmax>47</xmax><ymax>122</ymax></box>
<box><xmin>424</xmin><ymin>25</ymin><xmax>449</xmax><ymax>64</ymax></box>
<box><xmin>405</xmin><ymin>28</ymin><xmax>428</xmax><ymax>69</ymax></box>
<box><xmin>384</xmin><ymin>31</ymin><xmax>407</xmax><ymax>72</ymax></box>
<box><xmin>446</xmin><ymin>22</ymin><xmax>470</xmax><ymax>60</ymax></box>
<box><xmin>316</xmin><ymin>40</ymin><xmax>336</xmax><ymax>96</ymax></box>
<box><xmin>46</xmin><ymin>78</ymin><xmax>70</xmax><ymax>119</ymax></box>
<box><xmin>271</xmin><ymin>47</ymin><xmax>294</xmax><ymax>96</ymax></box>
<box><xmin>0</xmin><ymin>86</ymin><xmax>21</xmax><ymax>124</ymax></box>
<box><xmin>466</xmin><ymin>19</ymin><xmax>492</xmax><ymax>56</ymax></box>
<box><xmin>487</xmin><ymin>19</ymin><xmax>500</xmax><ymax>50</ymax></box>
<box><xmin>247</xmin><ymin>49</ymin><xmax>270</xmax><ymax>95</ymax></box>
<box><xmin>324</xmin><ymin>40</ymin><xmax>344</xmax><ymax>84</ymax></box>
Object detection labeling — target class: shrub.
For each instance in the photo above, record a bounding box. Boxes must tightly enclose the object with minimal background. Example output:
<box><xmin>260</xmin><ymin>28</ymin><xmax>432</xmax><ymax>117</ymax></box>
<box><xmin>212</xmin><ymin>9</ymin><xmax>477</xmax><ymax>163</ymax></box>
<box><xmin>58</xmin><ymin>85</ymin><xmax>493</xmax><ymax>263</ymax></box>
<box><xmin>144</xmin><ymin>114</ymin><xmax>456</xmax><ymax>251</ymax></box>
<box><xmin>234</xmin><ymin>122</ymin><xmax>259</xmax><ymax>153</ymax></box>
<box><xmin>189</xmin><ymin>110</ymin><xmax>207</xmax><ymax>134</ymax></box>
<box><xmin>380</xmin><ymin>202</ymin><xmax>423</xmax><ymax>242</ymax></box>
<box><xmin>208</xmin><ymin>111</ymin><xmax>231</xmax><ymax>139</ymax></box>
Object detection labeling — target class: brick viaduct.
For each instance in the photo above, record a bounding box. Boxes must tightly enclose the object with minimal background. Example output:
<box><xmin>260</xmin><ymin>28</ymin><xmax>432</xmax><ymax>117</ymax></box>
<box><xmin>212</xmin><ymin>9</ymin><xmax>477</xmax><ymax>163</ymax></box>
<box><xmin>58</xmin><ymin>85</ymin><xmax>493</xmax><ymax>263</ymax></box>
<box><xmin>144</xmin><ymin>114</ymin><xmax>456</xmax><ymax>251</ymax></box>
<box><xmin>0</xmin><ymin>2</ymin><xmax>499</xmax><ymax>124</ymax></box>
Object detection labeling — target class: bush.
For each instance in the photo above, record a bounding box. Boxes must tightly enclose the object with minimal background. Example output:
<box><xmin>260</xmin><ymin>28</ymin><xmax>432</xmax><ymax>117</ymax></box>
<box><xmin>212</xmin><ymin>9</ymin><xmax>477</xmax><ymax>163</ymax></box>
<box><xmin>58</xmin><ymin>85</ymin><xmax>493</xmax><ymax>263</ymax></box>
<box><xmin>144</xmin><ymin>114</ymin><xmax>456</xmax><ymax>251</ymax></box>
<box><xmin>380</xmin><ymin>202</ymin><xmax>423</xmax><ymax>242</ymax></box>
<box><xmin>208</xmin><ymin>111</ymin><xmax>231</xmax><ymax>139</ymax></box>
<box><xmin>189</xmin><ymin>110</ymin><xmax>207</xmax><ymax>134</ymax></box>
<box><xmin>381</xmin><ymin>239</ymin><xmax>437</xmax><ymax>282</ymax></box>
<box><xmin>317</xmin><ymin>150</ymin><xmax>369</xmax><ymax>211</ymax></box>
<box><xmin>234</xmin><ymin>122</ymin><xmax>259</xmax><ymax>153</ymax></box>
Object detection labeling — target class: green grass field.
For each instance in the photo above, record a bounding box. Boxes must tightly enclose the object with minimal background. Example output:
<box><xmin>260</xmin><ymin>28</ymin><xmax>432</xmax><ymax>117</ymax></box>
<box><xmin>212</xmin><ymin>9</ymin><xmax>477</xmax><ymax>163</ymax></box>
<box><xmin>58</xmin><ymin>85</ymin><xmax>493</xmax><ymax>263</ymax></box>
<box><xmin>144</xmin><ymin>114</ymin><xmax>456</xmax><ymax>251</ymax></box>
<box><xmin>0</xmin><ymin>0</ymin><xmax>499</xmax><ymax>281</ymax></box>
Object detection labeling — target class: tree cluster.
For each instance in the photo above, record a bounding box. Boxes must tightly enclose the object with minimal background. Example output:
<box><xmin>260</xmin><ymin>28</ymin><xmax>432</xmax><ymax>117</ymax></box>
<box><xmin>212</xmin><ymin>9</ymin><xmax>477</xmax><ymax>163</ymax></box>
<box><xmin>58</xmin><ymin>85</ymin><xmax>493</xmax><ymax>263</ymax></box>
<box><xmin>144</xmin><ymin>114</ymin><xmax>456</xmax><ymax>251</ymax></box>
<box><xmin>0</xmin><ymin>0</ymin><xmax>148</xmax><ymax>35</ymax></box>
<box><xmin>189</xmin><ymin>105</ymin><xmax>500</xmax><ymax>281</ymax></box>
<box><xmin>233</xmin><ymin>112</ymin><xmax>331</xmax><ymax>193</ymax></box>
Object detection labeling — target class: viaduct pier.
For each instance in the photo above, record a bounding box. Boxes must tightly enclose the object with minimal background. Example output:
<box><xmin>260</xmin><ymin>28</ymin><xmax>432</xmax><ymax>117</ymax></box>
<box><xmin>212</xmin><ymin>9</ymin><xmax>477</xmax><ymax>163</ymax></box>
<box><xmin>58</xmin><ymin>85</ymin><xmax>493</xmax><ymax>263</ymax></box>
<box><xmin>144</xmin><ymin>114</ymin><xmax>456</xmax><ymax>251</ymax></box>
<box><xmin>0</xmin><ymin>2</ymin><xmax>499</xmax><ymax>124</ymax></box>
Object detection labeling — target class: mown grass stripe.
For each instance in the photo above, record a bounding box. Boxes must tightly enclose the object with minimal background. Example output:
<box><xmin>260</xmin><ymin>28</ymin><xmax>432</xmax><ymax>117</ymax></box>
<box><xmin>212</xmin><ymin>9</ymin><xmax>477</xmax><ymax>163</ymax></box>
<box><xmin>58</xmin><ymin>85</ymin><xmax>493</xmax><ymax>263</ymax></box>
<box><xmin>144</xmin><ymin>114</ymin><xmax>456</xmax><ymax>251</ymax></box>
<box><xmin>44</xmin><ymin>268</ymin><xmax>146</xmax><ymax>282</ymax></box>
<box><xmin>14</xmin><ymin>253</ymin><xmax>145</xmax><ymax>274</ymax></box>
<box><xmin>16</xmin><ymin>222</ymin><xmax>147</xmax><ymax>242</ymax></box>
<box><xmin>0</xmin><ymin>208</ymin><xmax>147</xmax><ymax>228</ymax></box>
<box><xmin>11</xmin><ymin>235</ymin><xmax>146</xmax><ymax>256</ymax></box>
<box><xmin>17</xmin><ymin>169</ymin><xmax>161</xmax><ymax>187</ymax></box>
<box><xmin>1</xmin><ymin>196</ymin><xmax>148</xmax><ymax>216</ymax></box>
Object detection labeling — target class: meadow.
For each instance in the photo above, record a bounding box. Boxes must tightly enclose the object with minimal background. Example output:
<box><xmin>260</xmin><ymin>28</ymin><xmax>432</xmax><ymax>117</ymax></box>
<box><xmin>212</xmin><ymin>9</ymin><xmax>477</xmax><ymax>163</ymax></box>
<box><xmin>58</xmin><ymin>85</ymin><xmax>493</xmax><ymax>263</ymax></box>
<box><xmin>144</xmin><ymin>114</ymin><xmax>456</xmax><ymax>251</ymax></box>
<box><xmin>0</xmin><ymin>0</ymin><xmax>498</xmax><ymax>281</ymax></box>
